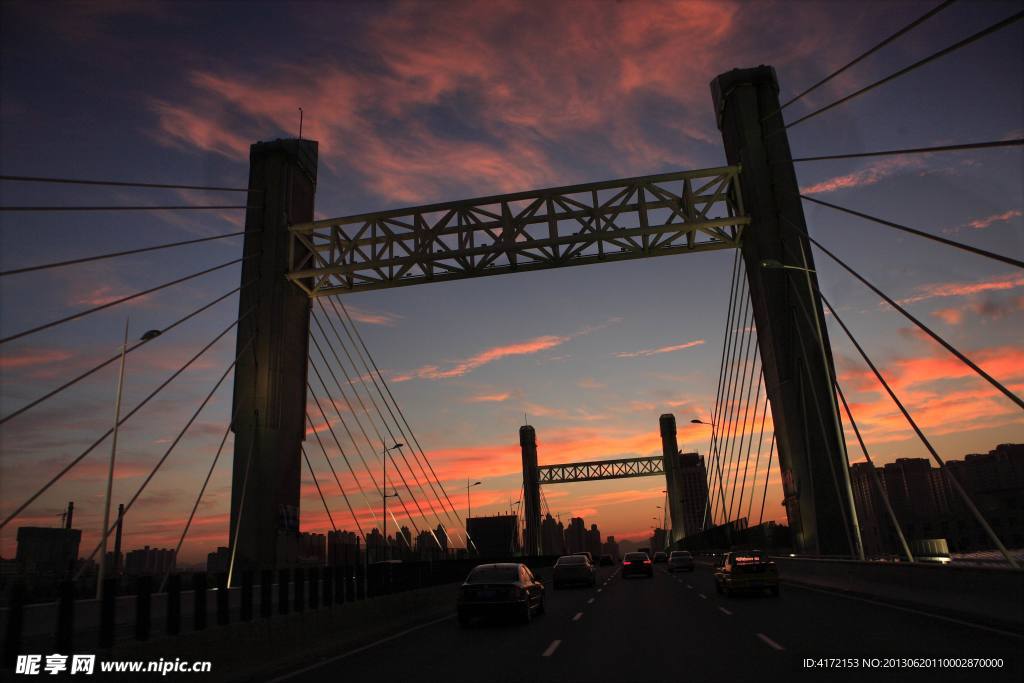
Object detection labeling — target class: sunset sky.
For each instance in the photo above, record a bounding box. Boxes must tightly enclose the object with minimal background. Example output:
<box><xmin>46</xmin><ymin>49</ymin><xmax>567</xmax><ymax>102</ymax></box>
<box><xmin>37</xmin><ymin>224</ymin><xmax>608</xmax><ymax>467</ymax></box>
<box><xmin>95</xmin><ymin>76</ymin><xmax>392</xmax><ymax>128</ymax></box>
<box><xmin>1</xmin><ymin>0</ymin><xmax>1022</xmax><ymax>564</ymax></box>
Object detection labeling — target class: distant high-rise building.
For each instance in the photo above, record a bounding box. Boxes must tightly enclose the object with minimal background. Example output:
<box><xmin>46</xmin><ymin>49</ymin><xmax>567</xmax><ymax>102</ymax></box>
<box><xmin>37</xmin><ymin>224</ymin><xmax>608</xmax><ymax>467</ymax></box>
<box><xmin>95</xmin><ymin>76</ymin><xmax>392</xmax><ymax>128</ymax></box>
<box><xmin>298</xmin><ymin>532</ymin><xmax>326</xmax><ymax>565</ymax></box>
<box><xmin>466</xmin><ymin>515</ymin><xmax>520</xmax><ymax>556</ymax></box>
<box><xmin>586</xmin><ymin>524</ymin><xmax>602</xmax><ymax>558</ymax></box>
<box><xmin>540</xmin><ymin>513</ymin><xmax>565</xmax><ymax>555</ymax></box>
<box><xmin>206</xmin><ymin>546</ymin><xmax>230</xmax><ymax>574</ymax></box>
<box><xmin>399</xmin><ymin>526</ymin><xmax>413</xmax><ymax>550</ymax></box>
<box><xmin>675</xmin><ymin>453</ymin><xmax>710</xmax><ymax>538</ymax></box>
<box><xmin>124</xmin><ymin>546</ymin><xmax>175</xmax><ymax>576</ymax></box>
<box><xmin>327</xmin><ymin>530</ymin><xmax>359</xmax><ymax>566</ymax></box>
<box><xmin>650</xmin><ymin>527</ymin><xmax>667</xmax><ymax>552</ymax></box>
<box><xmin>435</xmin><ymin>525</ymin><xmax>449</xmax><ymax>554</ymax></box>
<box><xmin>565</xmin><ymin>518</ymin><xmax>586</xmax><ymax>554</ymax></box>
<box><xmin>15</xmin><ymin>527</ymin><xmax>81</xmax><ymax>576</ymax></box>
<box><xmin>601</xmin><ymin>535</ymin><xmax>620</xmax><ymax>560</ymax></box>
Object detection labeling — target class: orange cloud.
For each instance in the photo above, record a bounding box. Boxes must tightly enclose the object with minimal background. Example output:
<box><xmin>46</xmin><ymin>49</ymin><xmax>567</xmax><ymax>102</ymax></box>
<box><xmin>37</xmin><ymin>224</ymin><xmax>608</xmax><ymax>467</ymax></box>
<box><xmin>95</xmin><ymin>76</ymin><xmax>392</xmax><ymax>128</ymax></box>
<box><xmin>615</xmin><ymin>339</ymin><xmax>705</xmax><ymax>358</ymax></box>
<box><xmin>898</xmin><ymin>273</ymin><xmax>1024</xmax><ymax>305</ymax></box>
<box><xmin>0</xmin><ymin>349</ymin><xmax>73</xmax><ymax>369</ymax></box>
<box><xmin>930</xmin><ymin>295</ymin><xmax>1024</xmax><ymax>326</ymax></box>
<box><xmin>964</xmin><ymin>209</ymin><xmax>1022</xmax><ymax>230</ymax></box>
<box><xmin>801</xmin><ymin>157</ymin><xmax>922</xmax><ymax>195</ymax></box>
<box><xmin>345</xmin><ymin>305</ymin><xmax>401</xmax><ymax>327</ymax></box>
<box><xmin>467</xmin><ymin>392</ymin><xmax>511</xmax><ymax>403</ymax></box>
<box><xmin>391</xmin><ymin>334</ymin><xmax>569</xmax><ymax>382</ymax></box>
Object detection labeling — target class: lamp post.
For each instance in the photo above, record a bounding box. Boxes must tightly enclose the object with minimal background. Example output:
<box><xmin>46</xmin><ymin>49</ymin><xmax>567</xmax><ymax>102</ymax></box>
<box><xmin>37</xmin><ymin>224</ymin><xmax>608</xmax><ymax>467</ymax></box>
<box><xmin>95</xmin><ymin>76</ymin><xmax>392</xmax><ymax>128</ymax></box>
<box><xmin>382</xmin><ymin>443</ymin><xmax>403</xmax><ymax>560</ymax></box>
<box><xmin>690</xmin><ymin>418</ymin><xmax>716</xmax><ymax>426</ymax></box>
<box><xmin>467</xmin><ymin>480</ymin><xmax>482</xmax><ymax>519</ymax></box>
<box><xmin>97</xmin><ymin>323</ymin><xmax>162</xmax><ymax>600</ymax></box>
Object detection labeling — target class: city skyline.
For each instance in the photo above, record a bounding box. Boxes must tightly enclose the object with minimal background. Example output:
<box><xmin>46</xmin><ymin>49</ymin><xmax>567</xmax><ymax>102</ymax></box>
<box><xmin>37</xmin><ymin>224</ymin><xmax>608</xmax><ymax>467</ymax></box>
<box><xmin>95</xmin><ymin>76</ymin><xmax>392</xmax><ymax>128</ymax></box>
<box><xmin>1</xmin><ymin>0</ymin><xmax>1022</xmax><ymax>564</ymax></box>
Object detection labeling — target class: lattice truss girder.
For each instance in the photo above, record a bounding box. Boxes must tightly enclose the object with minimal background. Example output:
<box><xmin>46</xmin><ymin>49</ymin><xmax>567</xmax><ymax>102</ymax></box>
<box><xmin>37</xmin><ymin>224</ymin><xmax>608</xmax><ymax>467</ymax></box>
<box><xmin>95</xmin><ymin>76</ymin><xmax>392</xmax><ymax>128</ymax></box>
<box><xmin>538</xmin><ymin>456</ymin><xmax>664</xmax><ymax>484</ymax></box>
<box><xmin>287</xmin><ymin>166</ymin><xmax>747</xmax><ymax>295</ymax></box>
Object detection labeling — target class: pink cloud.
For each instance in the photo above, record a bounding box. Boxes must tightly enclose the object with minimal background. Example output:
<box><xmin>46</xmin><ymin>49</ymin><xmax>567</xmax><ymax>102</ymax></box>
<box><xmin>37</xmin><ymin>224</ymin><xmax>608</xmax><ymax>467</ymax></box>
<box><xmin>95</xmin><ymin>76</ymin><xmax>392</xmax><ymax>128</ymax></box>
<box><xmin>898</xmin><ymin>273</ymin><xmax>1024</xmax><ymax>305</ymax></box>
<box><xmin>345</xmin><ymin>305</ymin><xmax>401</xmax><ymax>327</ymax></box>
<box><xmin>963</xmin><ymin>209</ymin><xmax>1022</xmax><ymax>230</ymax></box>
<box><xmin>0</xmin><ymin>349</ymin><xmax>73</xmax><ymax>369</ymax></box>
<box><xmin>467</xmin><ymin>392</ymin><xmax>512</xmax><ymax>403</ymax></box>
<box><xmin>615</xmin><ymin>339</ymin><xmax>705</xmax><ymax>358</ymax></box>
<box><xmin>801</xmin><ymin>157</ymin><xmax>922</xmax><ymax>195</ymax></box>
<box><xmin>391</xmin><ymin>334</ymin><xmax>569</xmax><ymax>382</ymax></box>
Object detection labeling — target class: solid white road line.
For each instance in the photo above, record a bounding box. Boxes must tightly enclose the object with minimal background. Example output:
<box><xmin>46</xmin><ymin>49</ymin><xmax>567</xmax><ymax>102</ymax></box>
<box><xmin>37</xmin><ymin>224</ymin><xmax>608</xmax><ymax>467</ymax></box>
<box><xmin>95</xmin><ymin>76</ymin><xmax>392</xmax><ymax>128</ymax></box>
<box><xmin>573</xmin><ymin>612</ymin><xmax>583</xmax><ymax>622</ymax></box>
<box><xmin>542</xmin><ymin>640</ymin><xmax>562</xmax><ymax>657</ymax></box>
<box><xmin>718</xmin><ymin>607</ymin><xmax>733</xmax><ymax>616</ymax></box>
<box><xmin>757</xmin><ymin>633</ymin><xmax>785</xmax><ymax>651</ymax></box>
<box><xmin>266</xmin><ymin>614</ymin><xmax>454</xmax><ymax>682</ymax></box>
<box><xmin>587</xmin><ymin>598</ymin><xmax>595</xmax><ymax>604</ymax></box>
<box><xmin>698</xmin><ymin>593</ymin><xmax>707</xmax><ymax>599</ymax></box>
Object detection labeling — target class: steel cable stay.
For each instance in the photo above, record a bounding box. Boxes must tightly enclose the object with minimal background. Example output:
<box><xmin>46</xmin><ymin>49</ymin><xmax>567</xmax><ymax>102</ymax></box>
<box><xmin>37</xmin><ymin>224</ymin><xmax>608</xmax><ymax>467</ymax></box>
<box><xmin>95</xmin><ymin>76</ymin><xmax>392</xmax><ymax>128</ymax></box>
<box><xmin>0</xmin><ymin>204</ymin><xmax>258</xmax><ymax>212</ymax></box>
<box><xmin>787</xmin><ymin>138</ymin><xmax>1023</xmax><ymax>163</ymax></box>
<box><xmin>0</xmin><ymin>174</ymin><xmax>257</xmax><ymax>193</ymax></box>
<box><xmin>72</xmin><ymin>331</ymin><xmax>256</xmax><ymax>580</ymax></box>
<box><xmin>0</xmin><ymin>278</ymin><xmax>259</xmax><ymax>427</ymax></box>
<box><xmin>723</xmin><ymin>314</ymin><xmax>760</xmax><ymax>525</ymax></box>
<box><xmin>306</xmin><ymin>377</ymin><xmax>394</xmax><ymax>533</ymax></box>
<box><xmin>325</xmin><ymin>298</ymin><xmax>470</xmax><ymax>549</ymax></box>
<box><xmin>324</xmin><ymin>298</ymin><xmax>460</xmax><ymax>533</ymax></box>
<box><xmin>0</xmin><ymin>307</ymin><xmax>255</xmax><ymax>532</ymax></box>
<box><xmin>712</xmin><ymin>287</ymin><xmax>753</xmax><ymax>526</ymax></box>
<box><xmin>707</xmin><ymin>264</ymin><xmax>747</xmax><ymax>526</ymax></box>
<box><xmin>758</xmin><ymin>434</ymin><xmax>776</xmax><ymax>527</ymax></box>
<box><xmin>0</xmin><ymin>230</ymin><xmax>259</xmax><ymax>278</ymax></box>
<box><xmin>303</xmin><ymin>446</ymin><xmax>338</xmax><ymax>533</ymax></box>
<box><xmin>819</xmin><ymin>292</ymin><xmax>1018</xmax><ymax>568</ymax></box>
<box><xmin>745</xmin><ymin>394</ymin><xmax>771</xmax><ymax>523</ymax></box>
<box><xmin>800</xmin><ymin>195</ymin><xmax>1024</xmax><ymax>270</ymax></box>
<box><xmin>834</xmin><ymin>380</ymin><xmax>915</xmax><ymax>563</ymax></box>
<box><xmin>309</xmin><ymin>353</ymin><xmax>424</xmax><ymax>543</ymax></box>
<box><xmin>772</xmin><ymin>0</ymin><xmax>957</xmax><ymax>115</ymax></box>
<box><xmin>306</xmin><ymin>413</ymin><xmax>366</xmax><ymax>542</ymax></box>
<box><xmin>732</xmin><ymin>367</ymin><xmax>764</xmax><ymax>526</ymax></box>
<box><xmin>0</xmin><ymin>254</ymin><xmax>255</xmax><ymax>346</ymax></box>
<box><xmin>782</xmin><ymin>9</ymin><xmax>1024</xmax><ymax>131</ymax></box>
<box><xmin>701</xmin><ymin>250</ymin><xmax>742</xmax><ymax>530</ymax></box>
<box><xmin>779</xmin><ymin>214</ymin><xmax>1024</xmax><ymax>410</ymax></box>
<box><xmin>309</xmin><ymin>313</ymin><xmax>444</xmax><ymax>546</ymax></box>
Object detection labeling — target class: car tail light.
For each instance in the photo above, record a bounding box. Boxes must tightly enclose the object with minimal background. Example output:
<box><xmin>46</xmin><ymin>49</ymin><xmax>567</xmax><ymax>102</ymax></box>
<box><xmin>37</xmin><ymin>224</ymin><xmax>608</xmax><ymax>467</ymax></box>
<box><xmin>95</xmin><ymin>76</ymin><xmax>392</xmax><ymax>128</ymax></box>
<box><xmin>643</xmin><ymin>559</ymin><xmax>651</xmax><ymax>565</ymax></box>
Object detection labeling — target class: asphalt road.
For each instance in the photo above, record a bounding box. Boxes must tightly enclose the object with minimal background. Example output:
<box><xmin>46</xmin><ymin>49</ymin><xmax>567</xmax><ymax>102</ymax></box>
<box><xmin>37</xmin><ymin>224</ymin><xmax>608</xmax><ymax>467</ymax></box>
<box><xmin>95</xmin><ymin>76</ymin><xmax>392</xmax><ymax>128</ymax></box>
<box><xmin>274</xmin><ymin>564</ymin><xmax>1022</xmax><ymax>683</ymax></box>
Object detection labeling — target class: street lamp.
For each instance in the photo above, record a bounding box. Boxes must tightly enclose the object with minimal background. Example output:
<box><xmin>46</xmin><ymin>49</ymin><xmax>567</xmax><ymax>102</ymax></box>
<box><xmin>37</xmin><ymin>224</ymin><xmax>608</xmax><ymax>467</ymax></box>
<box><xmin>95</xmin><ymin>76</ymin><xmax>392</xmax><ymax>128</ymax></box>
<box><xmin>97</xmin><ymin>323</ymin><xmax>162</xmax><ymax>600</ymax></box>
<box><xmin>690</xmin><ymin>418</ymin><xmax>716</xmax><ymax>426</ymax></box>
<box><xmin>381</xmin><ymin>442</ymin><xmax>403</xmax><ymax>560</ymax></box>
<box><xmin>759</xmin><ymin>258</ymin><xmax>815</xmax><ymax>273</ymax></box>
<box><xmin>467</xmin><ymin>480</ymin><xmax>482</xmax><ymax>519</ymax></box>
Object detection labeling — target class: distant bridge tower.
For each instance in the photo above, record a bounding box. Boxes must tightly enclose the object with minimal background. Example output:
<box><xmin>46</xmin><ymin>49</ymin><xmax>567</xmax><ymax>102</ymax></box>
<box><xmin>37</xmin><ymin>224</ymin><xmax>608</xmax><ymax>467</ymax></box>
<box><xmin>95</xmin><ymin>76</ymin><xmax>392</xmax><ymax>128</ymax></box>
<box><xmin>520</xmin><ymin>425</ymin><xmax>542</xmax><ymax>556</ymax></box>
<box><xmin>659</xmin><ymin>414</ymin><xmax>687</xmax><ymax>546</ymax></box>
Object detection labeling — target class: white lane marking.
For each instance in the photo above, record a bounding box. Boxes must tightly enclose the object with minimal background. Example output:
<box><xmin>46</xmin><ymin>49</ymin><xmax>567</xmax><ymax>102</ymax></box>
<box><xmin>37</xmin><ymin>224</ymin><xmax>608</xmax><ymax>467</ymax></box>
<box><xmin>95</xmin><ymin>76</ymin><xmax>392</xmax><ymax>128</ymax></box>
<box><xmin>784</xmin><ymin>582</ymin><xmax>1024</xmax><ymax>641</ymax></box>
<box><xmin>757</xmin><ymin>633</ymin><xmax>785</xmax><ymax>651</ymax></box>
<box><xmin>587</xmin><ymin>598</ymin><xmax>595</xmax><ymax>604</ymax></box>
<box><xmin>542</xmin><ymin>640</ymin><xmax>562</xmax><ymax>657</ymax></box>
<box><xmin>597</xmin><ymin>588</ymin><xmax>603</xmax><ymax>593</ymax></box>
<box><xmin>719</xmin><ymin>607</ymin><xmax>733</xmax><ymax>616</ymax></box>
<box><xmin>266</xmin><ymin>614</ymin><xmax>453</xmax><ymax>682</ymax></box>
<box><xmin>686</xmin><ymin>584</ymin><xmax>693</xmax><ymax>589</ymax></box>
<box><xmin>698</xmin><ymin>593</ymin><xmax>707</xmax><ymax>599</ymax></box>
<box><xmin>573</xmin><ymin>612</ymin><xmax>583</xmax><ymax>622</ymax></box>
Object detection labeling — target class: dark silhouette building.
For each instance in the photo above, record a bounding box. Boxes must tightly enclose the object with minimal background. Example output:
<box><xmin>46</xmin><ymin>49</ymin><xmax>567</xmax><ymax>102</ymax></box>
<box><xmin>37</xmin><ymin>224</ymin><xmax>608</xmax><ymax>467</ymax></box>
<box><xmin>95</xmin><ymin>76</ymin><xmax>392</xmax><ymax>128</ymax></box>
<box><xmin>15</xmin><ymin>527</ymin><xmax>81</xmax><ymax>576</ymax></box>
<box><xmin>540</xmin><ymin>513</ymin><xmax>565</xmax><ymax>555</ymax></box>
<box><xmin>206</xmin><ymin>546</ymin><xmax>230</xmax><ymax>574</ymax></box>
<box><xmin>466</xmin><ymin>515</ymin><xmax>520</xmax><ymax>556</ymax></box>
<box><xmin>586</xmin><ymin>523</ymin><xmax>602</xmax><ymax>558</ymax></box>
<box><xmin>297</xmin><ymin>532</ymin><xmax>326</xmax><ymax>565</ymax></box>
<box><xmin>124</xmin><ymin>546</ymin><xmax>175</xmax><ymax>576</ymax></box>
<box><xmin>601</xmin><ymin>535</ymin><xmax>620</xmax><ymax>560</ymax></box>
<box><xmin>327</xmin><ymin>530</ymin><xmax>360</xmax><ymax>566</ymax></box>
<box><xmin>565</xmin><ymin>517</ymin><xmax>586</xmax><ymax>554</ymax></box>
<box><xmin>676</xmin><ymin>453</ymin><xmax>711</xmax><ymax>538</ymax></box>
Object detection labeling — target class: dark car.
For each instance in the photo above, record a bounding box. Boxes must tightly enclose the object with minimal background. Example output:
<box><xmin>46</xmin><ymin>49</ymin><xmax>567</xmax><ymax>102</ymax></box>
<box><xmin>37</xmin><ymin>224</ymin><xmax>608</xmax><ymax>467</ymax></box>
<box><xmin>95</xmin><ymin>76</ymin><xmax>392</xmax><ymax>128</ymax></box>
<box><xmin>457</xmin><ymin>563</ymin><xmax>545</xmax><ymax>625</ymax></box>
<box><xmin>714</xmin><ymin>550</ymin><xmax>779</xmax><ymax>597</ymax></box>
<box><xmin>668</xmin><ymin>550</ymin><xmax>694</xmax><ymax>572</ymax></box>
<box><xmin>553</xmin><ymin>554</ymin><xmax>597</xmax><ymax>589</ymax></box>
<box><xmin>598</xmin><ymin>554</ymin><xmax>615</xmax><ymax>566</ymax></box>
<box><xmin>622</xmin><ymin>551</ymin><xmax>653</xmax><ymax>578</ymax></box>
<box><xmin>653</xmin><ymin>551</ymin><xmax>668</xmax><ymax>563</ymax></box>
<box><xmin>573</xmin><ymin>551</ymin><xmax>594</xmax><ymax>565</ymax></box>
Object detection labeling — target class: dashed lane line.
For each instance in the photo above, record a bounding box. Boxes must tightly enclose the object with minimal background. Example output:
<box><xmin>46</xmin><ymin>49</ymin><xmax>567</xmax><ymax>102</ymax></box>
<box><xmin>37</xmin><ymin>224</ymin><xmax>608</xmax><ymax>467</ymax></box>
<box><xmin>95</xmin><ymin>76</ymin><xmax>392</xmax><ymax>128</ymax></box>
<box><xmin>718</xmin><ymin>607</ymin><xmax>733</xmax><ymax>616</ymax></box>
<box><xmin>698</xmin><ymin>593</ymin><xmax>707</xmax><ymax>599</ymax></box>
<box><xmin>597</xmin><ymin>588</ymin><xmax>603</xmax><ymax>593</ymax></box>
<box><xmin>587</xmin><ymin>598</ymin><xmax>595</xmax><ymax>604</ymax></box>
<box><xmin>686</xmin><ymin>584</ymin><xmax>693</xmax><ymax>589</ymax></box>
<box><xmin>573</xmin><ymin>612</ymin><xmax>583</xmax><ymax>622</ymax></box>
<box><xmin>542</xmin><ymin>640</ymin><xmax>562</xmax><ymax>657</ymax></box>
<box><xmin>757</xmin><ymin>633</ymin><xmax>785</xmax><ymax>651</ymax></box>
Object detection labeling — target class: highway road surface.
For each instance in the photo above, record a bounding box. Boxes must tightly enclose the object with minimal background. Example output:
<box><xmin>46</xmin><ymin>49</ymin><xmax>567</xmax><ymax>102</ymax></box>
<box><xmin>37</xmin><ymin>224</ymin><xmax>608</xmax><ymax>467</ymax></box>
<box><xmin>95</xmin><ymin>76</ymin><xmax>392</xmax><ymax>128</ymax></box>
<box><xmin>271</xmin><ymin>564</ymin><xmax>1022</xmax><ymax>683</ymax></box>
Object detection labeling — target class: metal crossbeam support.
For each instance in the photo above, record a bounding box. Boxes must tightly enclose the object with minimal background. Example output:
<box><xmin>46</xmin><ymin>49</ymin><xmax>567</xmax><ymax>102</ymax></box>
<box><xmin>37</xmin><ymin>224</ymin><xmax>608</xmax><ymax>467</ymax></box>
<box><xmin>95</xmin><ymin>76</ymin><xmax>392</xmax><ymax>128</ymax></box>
<box><xmin>537</xmin><ymin>456</ymin><xmax>664</xmax><ymax>484</ymax></box>
<box><xmin>286</xmin><ymin>167</ymin><xmax>747</xmax><ymax>295</ymax></box>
